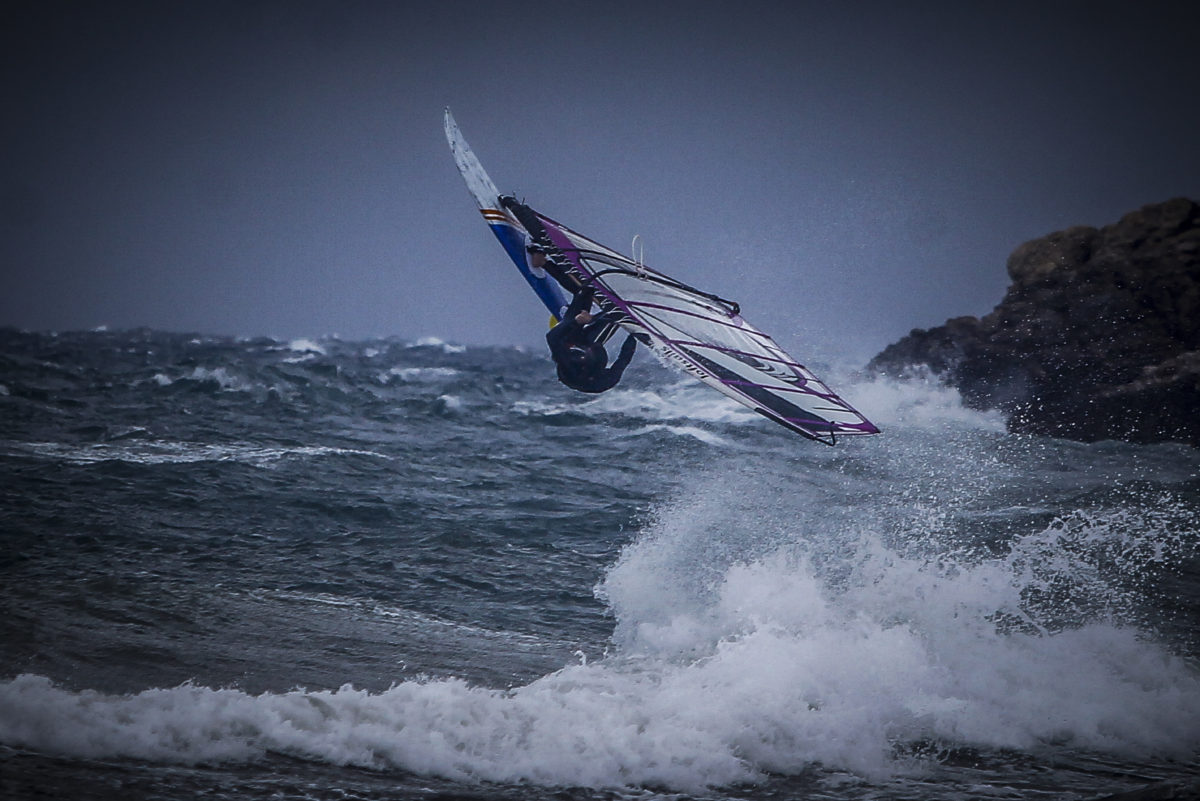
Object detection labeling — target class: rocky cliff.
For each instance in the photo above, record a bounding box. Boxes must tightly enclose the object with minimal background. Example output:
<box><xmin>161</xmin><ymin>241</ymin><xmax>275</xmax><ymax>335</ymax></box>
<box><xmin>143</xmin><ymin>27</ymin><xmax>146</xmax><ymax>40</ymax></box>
<box><xmin>868</xmin><ymin>198</ymin><xmax>1200</xmax><ymax>445</ymax></box>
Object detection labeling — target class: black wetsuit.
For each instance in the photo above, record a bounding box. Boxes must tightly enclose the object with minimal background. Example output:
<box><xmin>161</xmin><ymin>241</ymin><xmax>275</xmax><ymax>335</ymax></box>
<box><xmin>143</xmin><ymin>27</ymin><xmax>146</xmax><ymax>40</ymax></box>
<box><xmin>546</xmin><ymin>288</ymin><xmax>637</xmax><ymax>394</ymax></box>
<box><xmin>536</xmin><ymin>253</ymin><xmax>579</xmax><ymax>295</ymax></box>
<box><xmin>499</xmin><ymin>195</ymin><xmax>584</xmax><ymax>293</ymax></box>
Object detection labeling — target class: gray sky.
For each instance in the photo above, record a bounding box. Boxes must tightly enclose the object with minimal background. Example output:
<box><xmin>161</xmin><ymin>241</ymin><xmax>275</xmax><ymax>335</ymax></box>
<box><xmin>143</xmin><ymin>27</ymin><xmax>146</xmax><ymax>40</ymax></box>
<box><xmin>3</xmin><ymin>1</ymin><xmax>1198</xmax><ymax>362</ymax></box>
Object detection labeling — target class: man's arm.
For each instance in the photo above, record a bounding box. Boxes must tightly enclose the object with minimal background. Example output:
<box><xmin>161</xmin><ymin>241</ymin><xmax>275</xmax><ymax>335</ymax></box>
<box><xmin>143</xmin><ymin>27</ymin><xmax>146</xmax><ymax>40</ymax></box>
<box><xmin>546</xmin><ymin>289</ymin><xmax>593</xmax><ymax>351</ymax></box>
<box><xmin>588</xmin><ymin>334</ymin><xmax>637</xmax><ymax>392</ymax></box>
<box><xmin>564</xmin><ymin>287</ymin><xmax>594</xmax><ymax>321</ymax></box>
<box><xmin>542</xmin><ymin>256</ymin><xmax>585</xmax><ymax>294</ymax></box>
<box><xmin>499</xmin><ymin>196</ymin><xmax>585</xmax><ymax>293</ymax></box>
<box><xmin>610</xmin><ymin>333</ymin><xmax>637</xmax><ymax>373</ymax></box>
<box><xmin>499</xmin><ymin>196</ymin><xmax>546</xmax><ymax>240</ymax></box>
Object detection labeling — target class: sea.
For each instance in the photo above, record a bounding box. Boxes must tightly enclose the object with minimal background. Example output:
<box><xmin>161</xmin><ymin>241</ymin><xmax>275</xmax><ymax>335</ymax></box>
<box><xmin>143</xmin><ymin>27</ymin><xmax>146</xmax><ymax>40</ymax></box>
<box><xmin>1</xmin><ymin>326</ymin><xmax>1199</xmax><ymax>801</ymax></box>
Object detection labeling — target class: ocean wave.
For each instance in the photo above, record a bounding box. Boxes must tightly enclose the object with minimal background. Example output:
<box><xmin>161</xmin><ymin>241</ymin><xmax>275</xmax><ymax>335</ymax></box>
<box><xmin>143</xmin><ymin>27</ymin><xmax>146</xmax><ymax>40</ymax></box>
<box><xmin>152</xmin><ymin>366</ymin><xmax>259</xmax><ymax>393</ymax></box>
<box><xmin>4</xmin><ymin>482</ymin><xmax>1196</xmax><ymax>792</ymax></box>
<box><xmin>287</xmin><ymin>338</ymin><xmax>327</xmax><ymax>355</ymax></box>
<box><xmin>434</xmin><ymin>394</ymin><xmax>462</xmax><ymax>414</ymax></box>
<box><xmin>3</xmin><ymin>597</ymin><xmax>1197</xmax><ymax>791</ymax></box>
<box><xmin>623</xmin><ymin>425</ymin><xmax>732</xmax><ymax>446</ymax></box>
<box><xmin>382</xmin><ymin>367</ymin><xmax>460</xmax><ymax>383</ymax></box>
<box><xmin>412</xmin><ymin>337</ymin><xmax>467</xmax><ymax>354</ymax></box>
<box><xmin>514</xmin><ymin>383</ymin><xmax>759</xmax><ymax>430</ymax></box>
<box><xmin>3</xmin><ymin>440</ymin><xmax>391</xmax><ymax>467</ymax></box>
<box><xmin>594</xmin><ymin>476</ymin><xmax>1200</xmax><ymax>781</ymax></box>
<box><xmin>251</xmin><ymin>589</ymin><xmax>548</xmax><ymax>646</ymax></box>
<box><xmin>584</xmin><ymin>383</ymin><xmax>758</xmax><ymax>425</ymax></box>
<box><xmin>0</xmin><ymin>670</ymin><xmax>758</xmax><ymax>789</ymax></box>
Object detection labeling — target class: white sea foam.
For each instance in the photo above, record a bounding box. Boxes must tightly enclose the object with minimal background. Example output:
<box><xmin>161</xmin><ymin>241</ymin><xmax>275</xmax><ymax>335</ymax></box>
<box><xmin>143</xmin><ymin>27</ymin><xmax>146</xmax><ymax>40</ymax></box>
<box><xmin>4</xmin><ymin>440</ymin><xmax>390</xmax><ymax>467</ymax></box>
<box><xmin>583</xmin><ymin>382</ymin><xmax>757</xmax><ymax>425</ymax></box>
<box><xmin>435</xmin><ymin>394</ymin><xmax>462</xmax><ymax>413</ymax></box>
<box><xmin>515</xmin><ymin>382</ymin><xmax>758</xmax><ymax>429</ymax></box>
<box><xmin>598</xmin><ymin>471</ymin><xmax>1200</xmax><ymax>774</ymax></box>
<box><xmin>413</xmin><ymin>336</ymin><xmax>467</xmax><ymax>354</ymax></box>
<box><xmin>254</xmin><ymin>589</ymin><xmax>548</xmax><ymax>647</ymax></box>
<box><xmin>383</xmin><ymin>366</ymin><xmax>459</xmax><ymax>383</ymax></box>
<box><xmin>511</xmin><ymin>398</ymin><xmax>569</xmax><ymax>417</ymax></box>
<box><xmin>180</xmin><ymin>366</ymin><xmax>254</xmax><ymax>392</ymax></box>
<box><xmin>288</xmin><ymin>338</ymin><xmax>327</xmax><ymax>355</ymax></box>
<box><xmin>524</xmin><ymin>370</ymin><xmax>968</xmax><ymax>439</ymax></box>
<box><xmin>624</xmin><ymin>424</ymin><xmax>731</xmax><ymax>446</ymax></box>
<box><xmin>0</xmin><ymin>670</ymin><xmax>758</xmax><ymax>789</ymax></box>
<box><xmin>144</xmin><ymin>366</ymin><xmax>282</xmax><ymax>396</ymax></box>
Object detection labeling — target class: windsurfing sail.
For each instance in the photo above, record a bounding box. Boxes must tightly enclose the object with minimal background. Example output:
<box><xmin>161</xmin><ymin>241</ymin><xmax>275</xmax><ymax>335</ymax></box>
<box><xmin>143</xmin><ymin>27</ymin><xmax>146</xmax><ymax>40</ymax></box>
<box><xmin>531</xmin><ymin>208</ymin><xmax>879</xmax><ymax>444</ymax></box>
<box><xmin>444</xmin><ymin>108</ymin><xmax>879</xmax><ymax>445</ymax></box>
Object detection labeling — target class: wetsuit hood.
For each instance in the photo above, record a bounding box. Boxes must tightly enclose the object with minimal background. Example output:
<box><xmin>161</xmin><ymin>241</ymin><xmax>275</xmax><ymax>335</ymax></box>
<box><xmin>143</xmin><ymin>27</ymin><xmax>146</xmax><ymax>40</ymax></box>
<box><xmin>562</xmin><ymin>345</ymin><xmax>605</xmax><ymax>376</ymax></box>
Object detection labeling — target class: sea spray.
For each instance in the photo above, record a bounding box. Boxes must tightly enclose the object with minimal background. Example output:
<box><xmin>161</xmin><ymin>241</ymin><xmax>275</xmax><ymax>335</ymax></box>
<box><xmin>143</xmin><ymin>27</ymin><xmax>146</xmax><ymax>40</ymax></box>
<box><xmin>598</xmin><ymin>454</ymin><xmax>1200</xmax><ymax>777</ymax></box>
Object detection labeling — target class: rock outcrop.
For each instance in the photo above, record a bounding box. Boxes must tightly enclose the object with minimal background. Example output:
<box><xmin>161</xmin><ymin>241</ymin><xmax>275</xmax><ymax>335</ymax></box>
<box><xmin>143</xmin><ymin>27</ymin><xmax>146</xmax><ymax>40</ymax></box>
<box><xmin>868</xmin><ymin>198</ymin><xmax>1200</xmax><ymax>445</ymax></box>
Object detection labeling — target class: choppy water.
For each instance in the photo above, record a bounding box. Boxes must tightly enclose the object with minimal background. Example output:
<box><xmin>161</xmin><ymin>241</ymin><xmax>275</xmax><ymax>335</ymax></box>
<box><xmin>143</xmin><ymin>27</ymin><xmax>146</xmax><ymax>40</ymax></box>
<box><xmin>1</xmin><ymin>327</ymin><xmax>1198</xmax><ymax>800</ymax></box>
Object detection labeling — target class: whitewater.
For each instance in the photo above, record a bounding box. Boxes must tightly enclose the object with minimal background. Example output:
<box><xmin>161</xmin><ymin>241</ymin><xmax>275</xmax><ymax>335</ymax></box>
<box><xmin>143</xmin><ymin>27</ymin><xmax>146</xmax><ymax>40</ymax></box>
<box><xmin>1</xmin><ymin>327</ymin><xmax>1198</xmax><ymax>800</ymax></box>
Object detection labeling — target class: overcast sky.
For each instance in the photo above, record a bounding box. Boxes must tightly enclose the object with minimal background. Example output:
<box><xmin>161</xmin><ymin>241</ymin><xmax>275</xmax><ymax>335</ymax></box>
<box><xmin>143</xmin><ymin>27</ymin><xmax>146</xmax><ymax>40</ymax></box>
<box><xmin>3</xmin><ymin>1</ymin><xmax>1197</xmax><ymax>362</ymax></box>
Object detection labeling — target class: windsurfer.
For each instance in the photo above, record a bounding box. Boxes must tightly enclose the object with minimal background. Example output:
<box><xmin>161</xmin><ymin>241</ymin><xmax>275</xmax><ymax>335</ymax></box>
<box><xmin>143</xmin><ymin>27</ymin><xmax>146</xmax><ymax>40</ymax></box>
<box><xmin>546</xmin><ymin>286</ymin><xmax>637</xmax><ymax>394</ymax></box>
<box><xmin>498</xmin><ymin>194</ymin><xmax>636</xmax><ymax>391</ymax></box>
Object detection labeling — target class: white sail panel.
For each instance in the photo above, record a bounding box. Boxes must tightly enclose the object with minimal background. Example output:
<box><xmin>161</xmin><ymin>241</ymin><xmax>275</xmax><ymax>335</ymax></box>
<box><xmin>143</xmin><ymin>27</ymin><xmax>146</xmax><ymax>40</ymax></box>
<box><xmin>536</xmin><ymin>212</ymin><xmax>879</xmax><ymax>444</ymax></box>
